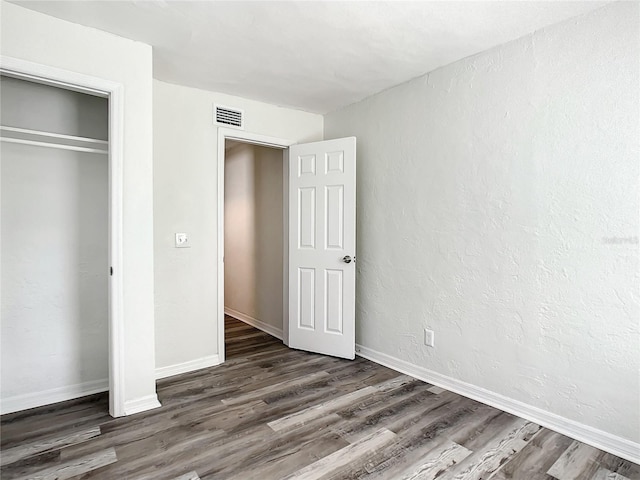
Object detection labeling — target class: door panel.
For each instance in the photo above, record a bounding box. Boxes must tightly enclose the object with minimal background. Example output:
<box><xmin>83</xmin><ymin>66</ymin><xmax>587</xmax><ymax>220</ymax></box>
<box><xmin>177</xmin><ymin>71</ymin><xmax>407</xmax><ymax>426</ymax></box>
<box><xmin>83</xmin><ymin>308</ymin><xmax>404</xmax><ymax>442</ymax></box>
<box><xmin>288</xmin><ymin>137</ymin><xmax>356</xmax><ymax>359</ymax></box>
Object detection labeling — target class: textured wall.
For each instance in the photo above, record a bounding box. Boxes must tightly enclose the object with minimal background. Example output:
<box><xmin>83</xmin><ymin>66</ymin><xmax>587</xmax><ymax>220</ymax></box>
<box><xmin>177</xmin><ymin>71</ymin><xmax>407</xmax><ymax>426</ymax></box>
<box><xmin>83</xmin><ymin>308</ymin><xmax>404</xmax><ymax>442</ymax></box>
<box><xmin>1</xmin><ymin>144</ymin><xmax>108</xmax><ymax>407</ymax></box>
<box><xmin>153</xmin><ymin>80</ymin><xmax>322</xmax><ymax>370</ymax></box>
<box><xmin>224</xmin><ymin>142</ymin><xmax>284</xmax><ymax>333</ymax></box>
<box><xmin>325</xmin><ymin>2</ymin><xmax>639</xmax><ymax>442</ymax></box>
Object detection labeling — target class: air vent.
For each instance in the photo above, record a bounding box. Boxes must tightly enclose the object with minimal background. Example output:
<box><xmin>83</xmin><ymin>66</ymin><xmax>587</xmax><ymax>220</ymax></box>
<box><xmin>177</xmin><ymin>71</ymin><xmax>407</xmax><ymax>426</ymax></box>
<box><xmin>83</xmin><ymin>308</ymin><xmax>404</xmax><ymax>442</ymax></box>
<box><xmin>214</xmin><ymin>105</ymin><xmax>244</xmax><ymax>129</ymax></box>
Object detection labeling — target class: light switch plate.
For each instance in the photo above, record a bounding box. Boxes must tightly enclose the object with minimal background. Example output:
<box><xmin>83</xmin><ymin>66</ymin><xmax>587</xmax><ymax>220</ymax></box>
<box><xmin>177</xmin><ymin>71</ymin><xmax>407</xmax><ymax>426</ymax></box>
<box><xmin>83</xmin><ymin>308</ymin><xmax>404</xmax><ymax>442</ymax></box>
<box><xmin>424</xmin><ymin>328</ymin><xmax>435</xmax><ymax>347</ymax></box>
<box><xmin>175</xmin><ymin>233</ymin><xmax>190</xmax><ymax>248</ymax></box>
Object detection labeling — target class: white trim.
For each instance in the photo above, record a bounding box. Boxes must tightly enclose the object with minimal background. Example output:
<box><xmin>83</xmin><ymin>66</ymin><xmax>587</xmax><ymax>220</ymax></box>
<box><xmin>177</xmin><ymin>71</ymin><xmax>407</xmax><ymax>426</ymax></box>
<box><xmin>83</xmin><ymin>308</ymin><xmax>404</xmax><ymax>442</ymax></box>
<box><xmin>220</xmin><ymin>129</ymin><xmax>293</xmax><ymax>149</ymax></box>
<box><xmin>281</xmin><ymin>149</ymin><xmax>290</xmax><ymax>347</ymax></box>
<box><xmin>0</xmin><ymin>55</ymin><xmax>127</xmax><ymax>418</ymax></box>
<box><xmin>108</xmin><ymin>83</ymin><xmax>125</xmax><ymax>418</ymax></box>
<box><xmin>0</xmin><ymin>57</ymin><xmax>108</xmax><ymax>97</ymax></box>
<box><xmin>224</xmin><ymin>307</ymin><xmax>283</xmax><ymax>340</ymax></box>
<box><xmin>123</xmin><ymin>395</ymin><xmax>161</xmax><ymax>416</ymax></box>
<box><xmin>217</xmin><ymin>128</ymin><xmax>295</xmax><ymax>366</ymax></box>
<box><xmin>355</xmin><ymin>344</ymin><xmax>640</xmax><ymax>465</ymax></box>
<box><xmin>0</xmin><ymin>379</ymin><xmax>108</xmax><ymax>415</ymax></box>
<box><xmin>155</xmin><ymin>355</ymin><xmax>222</xmax><ymax>380</ymax></box>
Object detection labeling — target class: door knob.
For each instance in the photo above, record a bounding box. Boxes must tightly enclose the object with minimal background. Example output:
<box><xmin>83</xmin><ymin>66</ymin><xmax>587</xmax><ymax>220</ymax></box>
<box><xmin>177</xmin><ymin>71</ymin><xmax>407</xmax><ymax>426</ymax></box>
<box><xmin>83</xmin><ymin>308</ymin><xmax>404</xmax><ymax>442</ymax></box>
<box><xmin>343</xmin><ymin>255</ymin><xmax>353</xmax><ymax>264</ymax></box>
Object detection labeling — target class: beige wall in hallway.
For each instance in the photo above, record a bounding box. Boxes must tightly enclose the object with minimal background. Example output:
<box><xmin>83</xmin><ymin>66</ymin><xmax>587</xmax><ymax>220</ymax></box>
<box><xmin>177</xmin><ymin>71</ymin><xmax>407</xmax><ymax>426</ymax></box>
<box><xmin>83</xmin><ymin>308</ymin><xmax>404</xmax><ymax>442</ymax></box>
<box><xmin>224</xmin><ymin>142</ymin><xmax>284</xmax><ymax>336</ymax></box>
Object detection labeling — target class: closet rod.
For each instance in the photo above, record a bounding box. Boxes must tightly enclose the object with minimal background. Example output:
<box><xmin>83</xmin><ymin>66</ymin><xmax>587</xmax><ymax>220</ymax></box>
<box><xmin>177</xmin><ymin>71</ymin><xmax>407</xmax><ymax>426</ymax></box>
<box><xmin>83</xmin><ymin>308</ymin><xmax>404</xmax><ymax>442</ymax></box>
<box><xmin>0</xmin><ymin>125</ymin><xmax>108</xmax><ymax>145</ymax></box>
<box><xmin>0</xmin><ymin>137</ymin><xmax>108</xmax><ymax>155</ymax></box>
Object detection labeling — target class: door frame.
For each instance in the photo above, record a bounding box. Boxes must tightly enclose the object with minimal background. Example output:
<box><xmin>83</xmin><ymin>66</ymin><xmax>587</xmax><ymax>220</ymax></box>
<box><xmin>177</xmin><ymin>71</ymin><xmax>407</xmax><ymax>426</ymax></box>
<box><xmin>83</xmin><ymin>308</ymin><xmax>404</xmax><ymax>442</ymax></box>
<box><xmin>216</xmin><ymin>128</ymin><xmax>295</xmax><ymax>363</ymax></box>
<box><xmin>0</xmin><ymin>55</ymin><xmax>126</xmax><ymax>417</ymax></box>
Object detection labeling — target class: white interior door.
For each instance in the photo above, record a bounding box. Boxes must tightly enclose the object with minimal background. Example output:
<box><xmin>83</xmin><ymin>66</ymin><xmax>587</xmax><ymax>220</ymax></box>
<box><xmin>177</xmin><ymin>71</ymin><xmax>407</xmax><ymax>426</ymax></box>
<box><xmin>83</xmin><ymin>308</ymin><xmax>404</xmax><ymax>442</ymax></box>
<box><xmin>288</xmin><ymin>137</ymin><xmax>356</xmax><ymax>359</ymax></box>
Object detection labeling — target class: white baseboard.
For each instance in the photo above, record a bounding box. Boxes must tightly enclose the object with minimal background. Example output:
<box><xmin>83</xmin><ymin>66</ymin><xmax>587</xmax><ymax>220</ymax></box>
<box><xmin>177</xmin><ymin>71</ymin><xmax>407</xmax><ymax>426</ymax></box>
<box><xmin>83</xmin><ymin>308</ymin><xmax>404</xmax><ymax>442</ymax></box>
<box><xmin>0</xmin><ymin>378</ymin><xmax>108</xmax><ymax>415</ymax></box>
<box><xmin>123</xmin><ymin>394</ymin><xmax>161</xmax><ymax>416</ymax></box>
<box><xmin>225</xmin><ymin>307</ymin><xmax>283</xmax><ymax>340</ymax></box>
<box><xmin>355</xmin><ymin>344</ymin><xmax>640</xmax><ymax>465</ymax></box>
<box><xmin>155</xmin><ymin>355</ymin><xmax>222</xmax><ymax>380</ymax></box>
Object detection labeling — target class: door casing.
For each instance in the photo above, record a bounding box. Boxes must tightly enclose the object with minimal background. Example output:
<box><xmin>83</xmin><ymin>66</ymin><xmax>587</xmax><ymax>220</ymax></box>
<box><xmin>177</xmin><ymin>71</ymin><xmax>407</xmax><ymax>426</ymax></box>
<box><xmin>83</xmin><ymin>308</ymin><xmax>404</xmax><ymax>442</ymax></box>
<box><xmin>216</xmin><ymin>128</ymin><xmax>295</xmax><ymax>363</ymax></box>
<box><xmin>0</xmin><ymin>55</ymin><xmax>126</xmax><ymax>417</ymax></box>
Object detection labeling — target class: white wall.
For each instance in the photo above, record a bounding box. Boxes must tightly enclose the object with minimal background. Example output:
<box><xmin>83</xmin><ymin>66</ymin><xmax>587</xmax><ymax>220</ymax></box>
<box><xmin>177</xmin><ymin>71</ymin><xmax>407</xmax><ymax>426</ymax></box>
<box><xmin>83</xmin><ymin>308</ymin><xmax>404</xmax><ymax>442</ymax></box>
<box><xmin>153</xmin><ymin>80</ymin><xmax>322</xmax><ymax>371</ymax></box>
<box><xmin>1</xmin><ymin>77</ymin><xmax>109</xmax><ymax>413</ymax></box>
<box><xmin>224</xmin><ymin>142</ymin><xmax>284</xmax><ymax>336</ymax></box>
<box><xmin>1</xmin><ymin>1</ymin><xmax>157</xmax><ymax>411</ymax></box>
<box><xmin>1</xmin><ymin>146</ymin><xmax>108</xmax><ymax>410</ymax></box>
<box><xmin>325</xmin><ymin>1</ymin><xmax>639</xmax><ymax>451</ymax></box>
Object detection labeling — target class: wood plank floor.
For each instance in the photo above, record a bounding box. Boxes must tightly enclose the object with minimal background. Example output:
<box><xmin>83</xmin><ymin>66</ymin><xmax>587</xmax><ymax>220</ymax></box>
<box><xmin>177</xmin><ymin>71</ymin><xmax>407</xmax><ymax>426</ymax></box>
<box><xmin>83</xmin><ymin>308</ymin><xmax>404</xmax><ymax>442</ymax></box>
<box><xmin>1</xmin><ymin>316</ymin><xmax>638</xmax><ymax>480</ymax></box>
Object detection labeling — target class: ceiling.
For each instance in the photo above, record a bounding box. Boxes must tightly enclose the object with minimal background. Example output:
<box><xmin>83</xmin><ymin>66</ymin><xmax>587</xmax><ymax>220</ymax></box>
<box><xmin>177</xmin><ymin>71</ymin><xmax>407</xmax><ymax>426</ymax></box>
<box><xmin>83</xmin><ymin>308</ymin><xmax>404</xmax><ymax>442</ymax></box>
<box><xmin>11</xmin><ymin>1</ymin><xmax>608</xmax><ymax>114</ymax></box>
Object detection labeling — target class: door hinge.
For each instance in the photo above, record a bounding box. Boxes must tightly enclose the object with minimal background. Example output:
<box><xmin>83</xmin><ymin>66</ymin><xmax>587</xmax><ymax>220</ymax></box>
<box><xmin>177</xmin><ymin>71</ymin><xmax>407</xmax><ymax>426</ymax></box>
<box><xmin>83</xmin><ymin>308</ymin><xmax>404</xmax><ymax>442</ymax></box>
<box><xmin>110</xmin><ymin>267</ymin><xmax>113</xmax><ymax>276</ymax></box>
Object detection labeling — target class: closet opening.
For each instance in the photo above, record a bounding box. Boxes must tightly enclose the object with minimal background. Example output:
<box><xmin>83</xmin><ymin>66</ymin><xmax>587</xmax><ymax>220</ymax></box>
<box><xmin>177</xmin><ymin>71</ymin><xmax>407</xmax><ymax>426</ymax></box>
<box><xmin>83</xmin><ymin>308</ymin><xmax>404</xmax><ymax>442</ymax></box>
<box><xmin>0</xmin><ymin>69</ymin><xmax>122</xmax><ymax>417</ymax></box>
<box><xmin>222</xmin><ymin>139</ymin><xmax>288</xmax><ymax>357</ymax></box>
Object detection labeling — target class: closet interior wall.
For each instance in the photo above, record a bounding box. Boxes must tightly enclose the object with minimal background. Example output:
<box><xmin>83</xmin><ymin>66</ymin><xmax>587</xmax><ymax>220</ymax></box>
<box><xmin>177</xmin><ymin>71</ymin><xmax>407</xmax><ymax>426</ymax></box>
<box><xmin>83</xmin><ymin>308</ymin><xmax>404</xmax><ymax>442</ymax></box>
<box><xmin>0</xmin><ymin>76</ymin><xmax>109</xmax><ymax>413</ymax></box>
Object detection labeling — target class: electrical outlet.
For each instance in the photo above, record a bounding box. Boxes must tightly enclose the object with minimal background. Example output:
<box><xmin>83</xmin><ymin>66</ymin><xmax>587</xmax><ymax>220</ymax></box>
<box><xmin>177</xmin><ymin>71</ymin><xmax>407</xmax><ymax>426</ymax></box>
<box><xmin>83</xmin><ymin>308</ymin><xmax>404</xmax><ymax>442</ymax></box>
<box><xmin>175</xmin><ymin>233</ymin><xmax>190</xmax><ymax>248</ymax></box>
<box><xmin>424</xmin><ymin>328</ymin><xmax>435</xmax><ymax>347</ymax></box>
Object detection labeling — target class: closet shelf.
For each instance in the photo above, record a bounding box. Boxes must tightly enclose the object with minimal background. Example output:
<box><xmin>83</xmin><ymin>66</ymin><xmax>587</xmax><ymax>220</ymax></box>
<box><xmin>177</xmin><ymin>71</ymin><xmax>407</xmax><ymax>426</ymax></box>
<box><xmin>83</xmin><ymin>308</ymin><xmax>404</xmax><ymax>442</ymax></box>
<box><xmin>0</xmin><ymin>125</ymin><xmax>109</xmax><ymax>155</ymax></box>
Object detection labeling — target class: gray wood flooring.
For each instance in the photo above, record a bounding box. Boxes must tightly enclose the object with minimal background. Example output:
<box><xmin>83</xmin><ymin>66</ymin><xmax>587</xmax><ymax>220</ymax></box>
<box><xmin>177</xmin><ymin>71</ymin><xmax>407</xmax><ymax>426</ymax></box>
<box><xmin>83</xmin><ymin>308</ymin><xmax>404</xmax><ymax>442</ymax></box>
<box><xmin>1</xmin><ymin>316</ymin><xmax>637</xmax><ymax>479</ymax></box>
